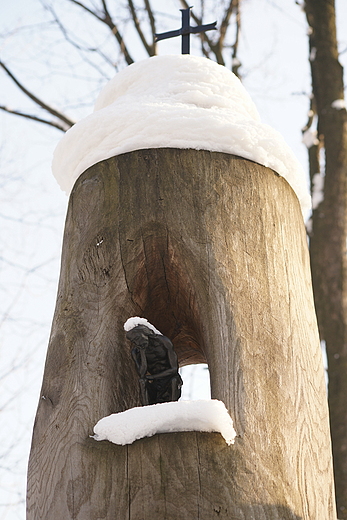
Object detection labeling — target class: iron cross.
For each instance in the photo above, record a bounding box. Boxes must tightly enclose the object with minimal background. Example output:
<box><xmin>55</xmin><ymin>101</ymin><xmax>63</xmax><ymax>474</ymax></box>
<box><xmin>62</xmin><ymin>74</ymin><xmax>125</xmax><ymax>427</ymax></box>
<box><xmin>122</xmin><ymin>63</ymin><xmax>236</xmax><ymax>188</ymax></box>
<box><xmin>155</xmin><ymin>7</ymin><xmax>217</xmax><ymax>55</ymax></box>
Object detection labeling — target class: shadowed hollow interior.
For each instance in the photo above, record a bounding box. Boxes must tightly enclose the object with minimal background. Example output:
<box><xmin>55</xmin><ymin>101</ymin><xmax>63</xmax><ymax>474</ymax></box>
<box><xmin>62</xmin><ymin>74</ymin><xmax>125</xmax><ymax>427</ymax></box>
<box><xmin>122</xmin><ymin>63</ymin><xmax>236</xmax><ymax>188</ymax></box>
<box><xmin>129</xmin><ymin>232</ymin><xmax>207</xmax><ymax>367</ymax></box>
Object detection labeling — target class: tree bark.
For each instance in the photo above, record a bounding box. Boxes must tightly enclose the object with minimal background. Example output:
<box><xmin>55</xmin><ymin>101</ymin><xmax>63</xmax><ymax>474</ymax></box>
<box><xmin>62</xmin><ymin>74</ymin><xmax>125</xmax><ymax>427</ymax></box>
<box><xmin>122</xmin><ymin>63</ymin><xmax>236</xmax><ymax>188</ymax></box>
<box><xmin>27</xmin><ymin>149</ymin><xmax>335</xmax><ymax>519</ymax></box>
<box><xmin>304</xmin><ymin>2</ymin><xmax>347</xmax><ymax>516</ymax></box>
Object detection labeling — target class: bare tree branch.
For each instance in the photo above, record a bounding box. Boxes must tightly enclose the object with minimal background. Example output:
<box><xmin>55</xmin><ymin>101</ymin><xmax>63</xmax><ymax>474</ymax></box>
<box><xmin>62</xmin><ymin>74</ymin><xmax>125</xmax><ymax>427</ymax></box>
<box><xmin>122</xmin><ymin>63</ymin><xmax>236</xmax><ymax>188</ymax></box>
<box><xmin>100</xmin><ymin>0</ymin><xmax>134</xmax><ymax>64</ymax></box>
<box><xmin>210</xmin><ymin>0</ymin><xmax>235</xmax><ymax>66</ymax></box>
<box><xmin>68</xmin><ymin>0</ymin><xmax>101</xmax><ymax>19</ymax></box>
<box><xmin>144</xmin><ymin>0</ymin><xmax>157</xmax><ymax>48</ymax></box>
<box><xmin>200</xmin><ymin>42</ymin><xmax>212</xmax><ymax>60</ymax></box>
<box><xmin>128</xmin><ymin>0</ymin><xmax>156</xmax><ymax>56</ymax></box>
<box><xmin>68</xmin><ymin>0</ymin><xmax>135</xmax><ymax>64</ymax></box>
<box><xmin>231</xmin><ymin>0</ymin><xmax>241</xmax><ymax>77</ymax></box>
<box><xmin>44</xmin><ymin>3</ymin><xmax>115</xmax><ymax>74</ymax></box>
<box><xmin>0</xmin><ymin>106</ymin><xmax>69</xmax><ymax>132</ymax></box>
<box><xmin>0</xmin><ymin>61</ymin><xmax>75</xmax><ymax>128</ymax></box>
<box><xmin>219</xmin><ymin>1</ymin><xmax>234</xmax><ymax>48</ymax></box>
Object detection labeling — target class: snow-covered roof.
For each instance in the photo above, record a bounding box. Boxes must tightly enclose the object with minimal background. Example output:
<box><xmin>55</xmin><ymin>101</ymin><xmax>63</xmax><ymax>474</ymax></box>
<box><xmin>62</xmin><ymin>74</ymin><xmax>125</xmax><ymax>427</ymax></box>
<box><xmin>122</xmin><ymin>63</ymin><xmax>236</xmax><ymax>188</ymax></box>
<box><xmin>52</xmin><ymin>55</ymin><xmax>310</xmax><ymax>214</ymax></box>
<box><xmin>93</xmin><ymin>399</ymin><xmax>236</xmax><ymax>446</ymax></box>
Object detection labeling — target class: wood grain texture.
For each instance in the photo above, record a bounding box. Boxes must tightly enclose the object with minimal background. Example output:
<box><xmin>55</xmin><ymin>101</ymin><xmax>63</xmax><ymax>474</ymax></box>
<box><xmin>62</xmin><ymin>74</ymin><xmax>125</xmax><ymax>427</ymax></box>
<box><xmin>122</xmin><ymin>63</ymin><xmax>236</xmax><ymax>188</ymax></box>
<box><xmin>27</xmin><ymin>149</ymin><xmax>336</xmax><ymax>519</ymax></box>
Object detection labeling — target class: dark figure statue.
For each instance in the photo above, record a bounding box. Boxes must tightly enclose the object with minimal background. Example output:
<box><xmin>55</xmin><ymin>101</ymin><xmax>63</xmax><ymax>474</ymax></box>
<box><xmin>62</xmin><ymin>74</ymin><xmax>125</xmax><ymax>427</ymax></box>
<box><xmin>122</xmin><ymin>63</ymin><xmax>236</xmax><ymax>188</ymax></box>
<box><xmin>126</xmin><ymin>324</ymin><xmax>183</xmax><ymax>406</ymax></box>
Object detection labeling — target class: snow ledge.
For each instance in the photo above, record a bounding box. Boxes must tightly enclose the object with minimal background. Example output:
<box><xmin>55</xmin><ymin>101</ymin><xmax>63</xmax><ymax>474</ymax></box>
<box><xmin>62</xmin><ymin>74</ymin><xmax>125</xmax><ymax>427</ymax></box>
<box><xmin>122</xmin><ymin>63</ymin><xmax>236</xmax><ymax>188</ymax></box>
<box><xmin>93</xmin><ymin>399</ymin><xmax>236</xmax><ymax>446</ymax></box>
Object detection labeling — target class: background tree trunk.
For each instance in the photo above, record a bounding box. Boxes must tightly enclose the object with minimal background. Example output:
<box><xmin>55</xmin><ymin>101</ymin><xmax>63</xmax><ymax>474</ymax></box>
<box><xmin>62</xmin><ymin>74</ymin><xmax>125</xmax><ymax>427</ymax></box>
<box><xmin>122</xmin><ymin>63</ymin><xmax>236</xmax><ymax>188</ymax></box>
<box><xmin>27</xmin><ymin>149</ymin><xmax>335</xmax><ymax>519</ymax></box>
<box><xmin>304</xmin><ymin>1</ymin><xmax>347</xmax><ymax>516</ymax></box>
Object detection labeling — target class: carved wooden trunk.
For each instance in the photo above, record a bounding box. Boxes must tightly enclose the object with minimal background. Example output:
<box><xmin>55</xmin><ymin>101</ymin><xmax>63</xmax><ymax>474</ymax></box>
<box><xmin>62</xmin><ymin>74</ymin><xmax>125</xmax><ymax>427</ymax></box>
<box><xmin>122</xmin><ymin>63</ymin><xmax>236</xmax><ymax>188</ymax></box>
<box><xmin>27</xmin><ymin>149</ymin><xmax>336</xmax><ymax>519</ymax></box>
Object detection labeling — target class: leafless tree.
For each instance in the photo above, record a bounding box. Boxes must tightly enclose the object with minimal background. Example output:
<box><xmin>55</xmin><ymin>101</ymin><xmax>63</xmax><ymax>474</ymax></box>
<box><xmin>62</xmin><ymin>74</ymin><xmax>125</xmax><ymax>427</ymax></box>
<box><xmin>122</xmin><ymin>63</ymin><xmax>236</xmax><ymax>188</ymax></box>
<box><xmin>304</xmin><ymin>0</ymin><xmax>347</xmax><ymax>516</ymax></box>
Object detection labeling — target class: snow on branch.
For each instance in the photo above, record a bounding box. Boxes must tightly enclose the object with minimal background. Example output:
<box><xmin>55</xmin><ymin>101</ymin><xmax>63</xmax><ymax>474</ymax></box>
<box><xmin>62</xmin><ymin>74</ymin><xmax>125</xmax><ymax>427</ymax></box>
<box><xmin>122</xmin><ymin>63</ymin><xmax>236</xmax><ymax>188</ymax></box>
<box><xmin>302</xmin><ymin>128</ymin><xmax>319</xmax><ymax>149</ymax></box>
<box><xmin>331</xmin><ymin>99</ymin><xmax>346</xmax><ymax>110</ymax></box>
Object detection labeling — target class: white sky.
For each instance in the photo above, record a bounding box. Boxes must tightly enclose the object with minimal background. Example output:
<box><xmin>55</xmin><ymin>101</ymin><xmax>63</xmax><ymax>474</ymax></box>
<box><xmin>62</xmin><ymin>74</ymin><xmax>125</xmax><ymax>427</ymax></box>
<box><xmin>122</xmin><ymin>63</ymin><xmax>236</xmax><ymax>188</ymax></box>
<box><xmin>0</xmin><ymin>1</ymin><xmax>347</xmax><ymax>518</ymax></box>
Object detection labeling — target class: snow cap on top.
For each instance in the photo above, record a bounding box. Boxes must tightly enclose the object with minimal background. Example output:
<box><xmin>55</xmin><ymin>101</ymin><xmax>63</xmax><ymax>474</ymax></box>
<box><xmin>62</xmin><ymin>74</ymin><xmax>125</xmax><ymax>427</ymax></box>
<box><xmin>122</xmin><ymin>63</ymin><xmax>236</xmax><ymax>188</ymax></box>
<box><xmin>52</xmin><ymin>54</ymin><xmax>311</xmax><ymax>216</ymax></box>
<box><xmin>124</xmin><ymin>317</ymin><xmax>162</xmax><ymax>335</ymax></box>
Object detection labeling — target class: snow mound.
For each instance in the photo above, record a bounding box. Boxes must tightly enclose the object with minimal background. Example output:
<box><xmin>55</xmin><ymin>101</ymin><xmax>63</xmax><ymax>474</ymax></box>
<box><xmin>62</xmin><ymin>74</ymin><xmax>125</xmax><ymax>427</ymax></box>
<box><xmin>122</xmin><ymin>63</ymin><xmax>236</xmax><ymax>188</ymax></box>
<box><xmin>93</xmin><ymin>399</ymin><xmax>236</xmax><ymax>446</ymax></box>
<box><xmin>52</xmin><ymin>54</ymin><xmax>310</xmax><ymax>214</ymax></box>
<box><xmin>124</xmin><ymin>316</ymin><xmax>162</xmax><ymax>335</ymax></box>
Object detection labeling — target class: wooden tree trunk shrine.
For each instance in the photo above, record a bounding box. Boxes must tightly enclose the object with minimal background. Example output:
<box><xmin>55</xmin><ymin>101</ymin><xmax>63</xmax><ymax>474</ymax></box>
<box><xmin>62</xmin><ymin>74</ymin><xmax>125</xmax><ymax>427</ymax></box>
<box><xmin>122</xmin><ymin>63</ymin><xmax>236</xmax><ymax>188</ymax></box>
<box><xmin>27</xmin><ymin>148</ymin><xmax>336</xmax><ymax>519</ymax></box>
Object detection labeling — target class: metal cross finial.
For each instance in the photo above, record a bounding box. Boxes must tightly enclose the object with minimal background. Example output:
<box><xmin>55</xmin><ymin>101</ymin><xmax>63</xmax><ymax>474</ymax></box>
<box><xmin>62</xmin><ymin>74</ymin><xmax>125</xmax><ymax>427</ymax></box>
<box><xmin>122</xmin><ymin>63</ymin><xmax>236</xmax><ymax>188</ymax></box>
<box><xmin>155</xmin><ymin>7</ymin><xmax>217</xmax><ymax>55</ymax></box>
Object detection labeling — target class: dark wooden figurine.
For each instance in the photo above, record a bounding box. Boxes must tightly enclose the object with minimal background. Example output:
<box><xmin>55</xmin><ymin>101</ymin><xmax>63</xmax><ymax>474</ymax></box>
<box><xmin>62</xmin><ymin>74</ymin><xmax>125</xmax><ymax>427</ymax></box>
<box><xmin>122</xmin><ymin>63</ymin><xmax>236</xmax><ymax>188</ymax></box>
<box><xmin>126</xmin><ymin>324</ymin><xmax>183</xmax><ymax>405</ymax></box>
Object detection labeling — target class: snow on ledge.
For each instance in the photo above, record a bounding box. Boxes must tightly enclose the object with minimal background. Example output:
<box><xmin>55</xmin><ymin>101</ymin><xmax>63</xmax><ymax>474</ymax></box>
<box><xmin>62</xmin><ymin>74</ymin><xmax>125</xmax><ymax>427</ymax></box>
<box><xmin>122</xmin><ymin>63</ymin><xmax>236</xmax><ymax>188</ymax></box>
<box><xmin>93</xmin><ymin>399</ymin><xmax>236</xmax><ymax>446</ymax></box>
<box><xmin>52</xmin><ymin>55</ymin><xmax>310</xmax><ymax>215</ymax></box>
